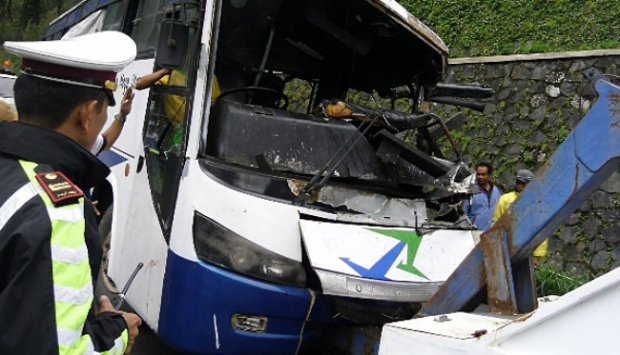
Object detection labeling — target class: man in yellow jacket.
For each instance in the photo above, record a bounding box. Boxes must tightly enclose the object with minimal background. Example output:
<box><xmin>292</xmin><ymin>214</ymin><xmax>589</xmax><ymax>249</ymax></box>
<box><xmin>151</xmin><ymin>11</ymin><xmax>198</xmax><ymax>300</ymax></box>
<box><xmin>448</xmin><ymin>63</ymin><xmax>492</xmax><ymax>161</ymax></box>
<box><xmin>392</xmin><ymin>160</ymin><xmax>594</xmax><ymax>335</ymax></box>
<box><xmin>493</xmin><ymin>169</ymin><xmax>548</xmax><ymax>266</ymax></box>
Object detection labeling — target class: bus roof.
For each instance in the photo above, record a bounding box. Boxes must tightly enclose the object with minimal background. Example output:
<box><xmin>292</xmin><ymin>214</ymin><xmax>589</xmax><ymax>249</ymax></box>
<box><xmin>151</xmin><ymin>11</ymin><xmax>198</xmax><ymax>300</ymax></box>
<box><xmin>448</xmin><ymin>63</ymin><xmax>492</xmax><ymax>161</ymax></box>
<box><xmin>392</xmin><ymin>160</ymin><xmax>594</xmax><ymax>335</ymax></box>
<box><xmin>46</xmin><ymin>0</ymin><xmax>447</xmax><ymax>55</ymax></box>
<box><xmin>370</xmin><ymin>0</ymin><xmax>448</xmax><ymax>56</ymax></box>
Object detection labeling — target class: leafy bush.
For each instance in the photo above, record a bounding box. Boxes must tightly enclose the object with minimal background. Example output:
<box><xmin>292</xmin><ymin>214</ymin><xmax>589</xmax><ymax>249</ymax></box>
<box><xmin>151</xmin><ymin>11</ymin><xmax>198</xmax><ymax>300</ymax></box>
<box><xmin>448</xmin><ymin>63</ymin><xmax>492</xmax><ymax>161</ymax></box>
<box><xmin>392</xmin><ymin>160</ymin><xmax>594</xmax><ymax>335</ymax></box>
<box><xmin>536</xmin><ymin>263</ymin><xmax>592</xmax><ymax>296</ymax></box>
<box><xmin>0</xmin><ymin>0</ymin><xmax>76</xmax><ymax>70</ymax></box>
<box><xmin>399</xmin><ymin>0</ymin><xmax>620</xmax><ymax>57</ymax></box>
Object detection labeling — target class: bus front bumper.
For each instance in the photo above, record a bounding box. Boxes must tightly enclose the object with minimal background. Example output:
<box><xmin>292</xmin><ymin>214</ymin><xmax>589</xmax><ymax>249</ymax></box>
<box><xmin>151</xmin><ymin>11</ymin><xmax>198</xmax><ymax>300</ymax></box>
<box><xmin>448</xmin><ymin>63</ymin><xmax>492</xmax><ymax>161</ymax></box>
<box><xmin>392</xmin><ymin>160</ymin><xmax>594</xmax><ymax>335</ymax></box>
<box><xmin>158</xmin><ymin>250</ymin><xmax>312</xmax><ymax>354</ymax></box>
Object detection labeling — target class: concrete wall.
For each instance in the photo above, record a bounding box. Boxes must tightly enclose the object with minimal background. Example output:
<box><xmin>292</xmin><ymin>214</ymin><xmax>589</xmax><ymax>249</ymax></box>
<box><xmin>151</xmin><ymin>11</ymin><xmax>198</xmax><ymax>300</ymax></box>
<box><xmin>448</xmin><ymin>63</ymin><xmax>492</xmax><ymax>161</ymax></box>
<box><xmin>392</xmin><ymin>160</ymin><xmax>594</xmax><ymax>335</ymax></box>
<box><xmin>441</xmin><ymin>50</ymin><xmax>620</xmax><ymax>276</ymax></box>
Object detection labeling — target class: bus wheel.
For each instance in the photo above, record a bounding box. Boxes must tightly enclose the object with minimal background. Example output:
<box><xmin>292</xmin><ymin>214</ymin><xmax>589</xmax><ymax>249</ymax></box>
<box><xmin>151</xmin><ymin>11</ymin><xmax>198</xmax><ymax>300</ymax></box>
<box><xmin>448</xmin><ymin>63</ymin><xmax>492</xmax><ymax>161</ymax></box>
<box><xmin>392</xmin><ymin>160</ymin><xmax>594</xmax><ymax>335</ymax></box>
<box><xmin>98</xmin><ymin>207</ymin><xmax>119</xmax><ymax>295</ymax></box>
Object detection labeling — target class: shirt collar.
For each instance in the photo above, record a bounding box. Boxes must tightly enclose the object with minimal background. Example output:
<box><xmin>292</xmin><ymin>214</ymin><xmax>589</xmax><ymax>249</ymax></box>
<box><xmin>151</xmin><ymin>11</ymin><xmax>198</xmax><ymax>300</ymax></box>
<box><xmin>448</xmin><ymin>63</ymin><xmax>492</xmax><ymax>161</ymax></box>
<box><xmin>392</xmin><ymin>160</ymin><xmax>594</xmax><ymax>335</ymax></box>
<box><xmin>0</xmin><ymin>122</ymin><xmax>110</xmax><ymax>192</ymax></box>
<box><xmin>473</xmin><ymin>182</ymin><xmax>494</xmax><ymax>194</ymax></box>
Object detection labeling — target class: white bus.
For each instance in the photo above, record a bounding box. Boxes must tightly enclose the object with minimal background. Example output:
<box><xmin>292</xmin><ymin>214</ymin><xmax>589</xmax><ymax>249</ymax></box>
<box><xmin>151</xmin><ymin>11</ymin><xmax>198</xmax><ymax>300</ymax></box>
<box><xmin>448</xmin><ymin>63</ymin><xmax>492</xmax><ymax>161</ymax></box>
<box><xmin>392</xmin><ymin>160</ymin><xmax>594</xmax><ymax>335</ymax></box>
<box><xmin>46</xmin><ymin>0</ymin><xmax>483</xmax><ymax>353</ymax></box>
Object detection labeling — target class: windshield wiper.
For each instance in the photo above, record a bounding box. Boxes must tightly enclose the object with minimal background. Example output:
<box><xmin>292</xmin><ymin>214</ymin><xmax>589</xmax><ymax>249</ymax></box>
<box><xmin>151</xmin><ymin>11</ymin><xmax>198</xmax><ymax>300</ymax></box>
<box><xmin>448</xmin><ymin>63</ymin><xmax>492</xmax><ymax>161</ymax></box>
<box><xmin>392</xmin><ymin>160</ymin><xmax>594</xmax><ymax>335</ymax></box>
<box><xmin>296</xmin><ymin>113</ymin><xmax>381</xmax><ymax>202</ymax></box>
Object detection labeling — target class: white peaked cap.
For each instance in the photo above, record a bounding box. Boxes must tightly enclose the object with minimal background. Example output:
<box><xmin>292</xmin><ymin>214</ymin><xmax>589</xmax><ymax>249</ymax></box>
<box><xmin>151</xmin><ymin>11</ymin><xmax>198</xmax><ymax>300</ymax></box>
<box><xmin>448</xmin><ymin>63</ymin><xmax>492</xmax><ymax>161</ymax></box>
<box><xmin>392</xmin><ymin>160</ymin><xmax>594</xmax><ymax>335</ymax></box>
<box><xmin>2</xmin><ymin>31</ymin><xmax>137</xmax><ymax>105</ymax></box>
<box><xmin>3</xmin><ymin>31</ymin><xmax>137</xmax><ymax>72</ymax></box>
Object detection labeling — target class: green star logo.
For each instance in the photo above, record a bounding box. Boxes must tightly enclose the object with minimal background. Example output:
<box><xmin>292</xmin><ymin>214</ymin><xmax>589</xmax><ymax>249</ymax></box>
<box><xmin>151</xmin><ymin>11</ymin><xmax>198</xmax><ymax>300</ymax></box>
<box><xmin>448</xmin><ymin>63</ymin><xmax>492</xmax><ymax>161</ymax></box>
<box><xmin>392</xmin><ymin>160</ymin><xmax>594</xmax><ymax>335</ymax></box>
<box><xmin>368</xmin><ymin>228</ymin><xmax>429</xmax><ymax>280</ymax></box>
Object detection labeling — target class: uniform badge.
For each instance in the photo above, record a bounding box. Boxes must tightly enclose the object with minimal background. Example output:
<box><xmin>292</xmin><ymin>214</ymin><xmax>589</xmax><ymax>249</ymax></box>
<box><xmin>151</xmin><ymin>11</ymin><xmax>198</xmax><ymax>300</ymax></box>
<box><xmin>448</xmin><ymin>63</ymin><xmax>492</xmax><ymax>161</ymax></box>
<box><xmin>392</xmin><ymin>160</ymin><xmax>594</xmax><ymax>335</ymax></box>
<box><xmin>35</xmin><ymin>171</ymin><xmax>84</xmax><ymax>206</ymax></box>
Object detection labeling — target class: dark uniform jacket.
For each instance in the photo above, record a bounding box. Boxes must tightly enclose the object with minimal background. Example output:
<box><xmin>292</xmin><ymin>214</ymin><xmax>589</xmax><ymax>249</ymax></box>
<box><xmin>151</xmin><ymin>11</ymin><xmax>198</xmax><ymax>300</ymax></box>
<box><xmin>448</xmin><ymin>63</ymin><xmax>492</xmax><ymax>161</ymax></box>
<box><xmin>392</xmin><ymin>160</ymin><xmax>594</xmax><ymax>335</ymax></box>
<box><xmin>0</xmin><ymin>122</ymin><xmax>127</xmax><ymax>353</ymax></box>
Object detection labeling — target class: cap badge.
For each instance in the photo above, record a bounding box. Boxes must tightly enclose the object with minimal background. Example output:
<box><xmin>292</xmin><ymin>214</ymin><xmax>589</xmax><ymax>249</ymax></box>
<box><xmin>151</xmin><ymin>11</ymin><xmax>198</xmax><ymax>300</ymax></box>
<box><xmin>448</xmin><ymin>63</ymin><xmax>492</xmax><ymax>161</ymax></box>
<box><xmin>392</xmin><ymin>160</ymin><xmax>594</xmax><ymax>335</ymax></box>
<box><xmin>104</xmin><ymin>80</ymin><xmax>117</xmax><ymax>92</ymax></box>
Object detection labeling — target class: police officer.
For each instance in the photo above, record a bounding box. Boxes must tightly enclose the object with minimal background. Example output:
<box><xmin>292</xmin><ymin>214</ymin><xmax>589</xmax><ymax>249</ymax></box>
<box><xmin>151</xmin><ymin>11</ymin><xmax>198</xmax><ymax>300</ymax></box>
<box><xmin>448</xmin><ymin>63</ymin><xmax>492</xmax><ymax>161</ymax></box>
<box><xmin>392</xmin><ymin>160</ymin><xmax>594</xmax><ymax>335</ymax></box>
<box><xmin>0</xmin><ymin>32</ymin><xmax>141</xmax><ymax>354</ymax></box>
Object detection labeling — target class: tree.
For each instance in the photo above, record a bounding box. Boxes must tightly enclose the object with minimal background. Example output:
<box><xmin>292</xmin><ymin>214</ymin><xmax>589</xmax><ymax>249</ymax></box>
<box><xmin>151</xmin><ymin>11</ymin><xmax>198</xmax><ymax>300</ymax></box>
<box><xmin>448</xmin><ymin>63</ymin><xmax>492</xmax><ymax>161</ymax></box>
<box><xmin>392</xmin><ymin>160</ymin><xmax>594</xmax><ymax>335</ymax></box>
<box><xmin>21</xmin><ymin>0</ymin><xmax>42</xmax><ymax>28</ymax></box>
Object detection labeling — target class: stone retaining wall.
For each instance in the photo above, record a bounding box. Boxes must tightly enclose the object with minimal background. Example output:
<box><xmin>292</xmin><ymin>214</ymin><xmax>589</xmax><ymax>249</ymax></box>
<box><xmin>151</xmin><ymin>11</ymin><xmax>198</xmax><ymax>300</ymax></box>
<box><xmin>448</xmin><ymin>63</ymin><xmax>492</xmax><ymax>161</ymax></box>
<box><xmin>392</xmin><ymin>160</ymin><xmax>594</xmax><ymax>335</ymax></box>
<box><xmin>441</xmin><ymin>50</ymin><xmax>620</xmax><ymax>276</ymax></box>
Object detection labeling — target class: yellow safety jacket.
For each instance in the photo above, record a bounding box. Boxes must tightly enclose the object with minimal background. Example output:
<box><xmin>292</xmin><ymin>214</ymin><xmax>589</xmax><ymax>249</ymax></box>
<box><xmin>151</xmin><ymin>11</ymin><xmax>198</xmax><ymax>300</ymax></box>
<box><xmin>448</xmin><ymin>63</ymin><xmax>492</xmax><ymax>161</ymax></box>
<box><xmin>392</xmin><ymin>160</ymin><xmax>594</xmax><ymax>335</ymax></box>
<box><xmin>0</xmin><ymin>122</ymin><xmax>128</xmax><ymax>354</ymax></box>
<box><xmin>493</xmin><ymin>190</ymin><xmax>549</xmax><ymax>257</ymax></box>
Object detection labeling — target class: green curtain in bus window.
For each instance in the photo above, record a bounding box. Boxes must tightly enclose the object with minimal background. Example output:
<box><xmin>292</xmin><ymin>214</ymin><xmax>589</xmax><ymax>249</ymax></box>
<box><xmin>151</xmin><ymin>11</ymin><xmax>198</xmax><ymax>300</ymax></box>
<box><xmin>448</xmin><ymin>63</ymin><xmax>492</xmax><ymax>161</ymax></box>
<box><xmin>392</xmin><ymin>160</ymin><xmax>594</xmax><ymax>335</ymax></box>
<box><xmin>131</xmin><ymin>0</ymin><xmax>167</xmax><ymax>54</ymax></box>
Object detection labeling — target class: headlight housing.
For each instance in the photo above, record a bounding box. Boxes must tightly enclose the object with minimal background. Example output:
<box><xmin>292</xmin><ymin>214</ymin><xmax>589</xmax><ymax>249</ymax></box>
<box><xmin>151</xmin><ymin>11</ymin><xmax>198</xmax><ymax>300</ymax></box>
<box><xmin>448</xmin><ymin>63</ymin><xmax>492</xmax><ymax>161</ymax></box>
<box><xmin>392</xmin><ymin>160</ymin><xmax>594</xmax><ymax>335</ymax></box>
<box><xmin>193</xmin><ymin>212</ymin><xmax>306</xmax><ymax>287</ymax></box>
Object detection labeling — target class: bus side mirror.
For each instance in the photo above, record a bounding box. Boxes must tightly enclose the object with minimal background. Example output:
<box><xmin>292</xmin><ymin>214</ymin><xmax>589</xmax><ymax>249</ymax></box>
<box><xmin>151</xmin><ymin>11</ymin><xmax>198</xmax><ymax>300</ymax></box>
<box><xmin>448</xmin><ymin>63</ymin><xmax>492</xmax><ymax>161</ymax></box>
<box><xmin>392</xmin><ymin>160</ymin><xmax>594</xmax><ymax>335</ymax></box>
<box><xmin>155</xmin><ymin>20</ymin><xmax>189</xmax><ymax>69</ymax></box>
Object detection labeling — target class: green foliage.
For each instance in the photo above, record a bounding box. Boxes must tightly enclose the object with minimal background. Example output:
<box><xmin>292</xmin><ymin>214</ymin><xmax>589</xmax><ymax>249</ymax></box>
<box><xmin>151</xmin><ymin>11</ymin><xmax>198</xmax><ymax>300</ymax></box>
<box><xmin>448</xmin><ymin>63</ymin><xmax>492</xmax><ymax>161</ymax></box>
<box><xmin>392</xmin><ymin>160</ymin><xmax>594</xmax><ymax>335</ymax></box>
<box><xmin>556</xmin><ymin>123</ymin><xmax>570</xmax><ymax>144</ymax></box>
<box><xmin>0</xmin><ymin>0</ymin><xmax>77</xmax><ymax>71</ymax></box>
<box><xmin>399</xmin><ymin>0</ymin><xmax>620</xmax><ymax>57</ymax></box>
<box><xmin>536</xmin><ymin>263</ymin><xmax>592</xmax><ymax>296</ymax></box>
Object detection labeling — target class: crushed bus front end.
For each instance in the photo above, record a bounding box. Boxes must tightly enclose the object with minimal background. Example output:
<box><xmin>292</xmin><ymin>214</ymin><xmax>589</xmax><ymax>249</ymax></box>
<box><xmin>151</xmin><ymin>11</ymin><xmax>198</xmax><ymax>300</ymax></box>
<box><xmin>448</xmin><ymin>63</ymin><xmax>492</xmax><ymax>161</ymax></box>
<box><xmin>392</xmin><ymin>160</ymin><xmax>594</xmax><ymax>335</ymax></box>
<box><xmin>182</xmin><ymin>0</ymin><xmax>488</xmax><ymax>352</ymax></box>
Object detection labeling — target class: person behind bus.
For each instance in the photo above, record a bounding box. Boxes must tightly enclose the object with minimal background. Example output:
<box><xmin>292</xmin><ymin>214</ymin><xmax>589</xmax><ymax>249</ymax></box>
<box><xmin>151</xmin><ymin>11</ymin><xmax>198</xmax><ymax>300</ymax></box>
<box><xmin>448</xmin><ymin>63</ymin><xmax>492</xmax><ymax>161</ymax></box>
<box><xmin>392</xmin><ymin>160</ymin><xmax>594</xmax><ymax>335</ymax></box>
<box><xmin>133</xmin><ymin>65</ymin><xmax>253</xmax><ymax>152</ymax></box>
<box><xmin>463</xmin><ymin>162</ymin><xmax>502</xmax><ymax>231</ymax></box>
<box><xmin>134</xmin><ymin>68</ymin><xmax>187</xmax><ymax>152</ymax></box>
<box><xmin>0</xmin><ymin>32</ymin><xmax>141</xmax><ymax>354</ymax></box>
<box><xmin>493</xmin><ymin>169</ymin><xmax>548</xmax><ymax>267</ymax></box>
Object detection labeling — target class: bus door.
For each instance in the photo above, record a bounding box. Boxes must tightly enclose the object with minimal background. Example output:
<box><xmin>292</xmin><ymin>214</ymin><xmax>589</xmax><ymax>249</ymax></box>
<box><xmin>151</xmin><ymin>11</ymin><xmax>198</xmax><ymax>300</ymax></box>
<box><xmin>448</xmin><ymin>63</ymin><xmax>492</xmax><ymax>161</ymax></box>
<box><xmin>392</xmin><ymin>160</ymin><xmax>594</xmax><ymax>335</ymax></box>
<box><xmin>108</xmin><ymin>0</ymin><xmax>203</xmax><ymax>329</ymax></box>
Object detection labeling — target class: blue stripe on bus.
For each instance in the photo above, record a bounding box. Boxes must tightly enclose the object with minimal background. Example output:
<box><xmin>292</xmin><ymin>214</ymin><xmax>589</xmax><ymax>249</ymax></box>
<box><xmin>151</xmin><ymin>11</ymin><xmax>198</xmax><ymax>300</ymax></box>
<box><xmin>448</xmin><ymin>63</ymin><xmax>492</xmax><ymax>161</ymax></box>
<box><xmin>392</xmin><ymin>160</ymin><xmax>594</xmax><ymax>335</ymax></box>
<box><xmin>97</xmin><ymin>149</ymin><xmax>128</xmax><ymax>168</ymax></box>
<box><xmin>158</xmin><ymin>250</ymin><xmax>312</xmax><ymax>354</ymax></box>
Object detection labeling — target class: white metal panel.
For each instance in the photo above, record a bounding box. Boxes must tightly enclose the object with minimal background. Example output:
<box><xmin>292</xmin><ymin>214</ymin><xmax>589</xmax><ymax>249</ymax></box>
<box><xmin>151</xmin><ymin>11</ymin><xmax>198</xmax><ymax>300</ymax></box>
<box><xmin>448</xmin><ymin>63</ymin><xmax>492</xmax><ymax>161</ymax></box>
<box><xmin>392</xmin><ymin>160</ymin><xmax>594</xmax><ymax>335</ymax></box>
<box><xmin>492</xmin><ymin>267</ymin><xmax>620</xmax><ymax>355</ymax></box>
<box><xmin>110</xmin><ymin>164</ymin><xmax>169</xmax><ymax>331</ymax></box>
<box><xmin>413</xmin><ymin>229</ymin><xmax>478</xmax><ymax>281</ymax></box>
<box><xmin>107</xmin><ymin>59</ymin><xmax>155</xmax><ymax>157</ymax></box>
<box><xmin>186</xmin><ymin>0</ymin><xmax>217</xmax><ymax>160</ymax></box>
<box><xmin>107</xmin><ymin>59</ymin><xmax>169</xmax><ymax>331</ymax></box>
<box><xmin>379</xmin><ymin>267</ymin><xmax>620</xmax><ymax>355</ymax></box>
<box><xmin>170</xmin><ymin>159</ymin><xmax>304</xmax><ymax>262</ymax></box>
<box><xmin>301</xmin><ymin>220</ymin><xmax>477</xmax><ymax>282</ymax></box>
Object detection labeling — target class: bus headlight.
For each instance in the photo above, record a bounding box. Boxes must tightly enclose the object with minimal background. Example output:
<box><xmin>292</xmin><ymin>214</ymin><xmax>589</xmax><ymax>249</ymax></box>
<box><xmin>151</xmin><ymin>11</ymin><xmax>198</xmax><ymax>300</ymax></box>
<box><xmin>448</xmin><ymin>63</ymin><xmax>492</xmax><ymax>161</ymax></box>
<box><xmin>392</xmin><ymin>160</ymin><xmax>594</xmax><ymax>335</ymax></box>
<box><xmin>193</xmin><ymin>212</ymin><xmax>306</xmax><ymax>287</ymax></box>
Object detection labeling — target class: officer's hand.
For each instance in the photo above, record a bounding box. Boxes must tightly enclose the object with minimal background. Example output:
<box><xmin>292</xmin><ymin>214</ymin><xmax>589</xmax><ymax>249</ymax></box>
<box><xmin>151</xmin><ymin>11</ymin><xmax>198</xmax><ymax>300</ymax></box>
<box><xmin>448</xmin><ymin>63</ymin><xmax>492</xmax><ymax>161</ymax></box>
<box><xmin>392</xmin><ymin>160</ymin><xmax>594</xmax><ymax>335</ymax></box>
<box><xmin>120</xmin><ymin>87</ymin><xmax>135</xmax><ymax>117</ymax></box>
<box><xmin>98</xmin><ymin>296</ymin><xmax>142</xmax><ymax>354</ymax></box>
<box><xmin>121</xmin><ymin>311</ymin><xmax>142</xmax><ymax>354</ymax></box>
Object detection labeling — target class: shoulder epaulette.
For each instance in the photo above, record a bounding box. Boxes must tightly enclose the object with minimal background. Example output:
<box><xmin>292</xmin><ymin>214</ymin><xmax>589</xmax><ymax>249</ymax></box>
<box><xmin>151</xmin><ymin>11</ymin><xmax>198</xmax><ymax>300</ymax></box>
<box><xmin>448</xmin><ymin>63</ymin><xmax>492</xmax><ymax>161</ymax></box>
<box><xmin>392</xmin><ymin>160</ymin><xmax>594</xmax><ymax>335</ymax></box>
<box><xmin>35</xmin><ymin>171</ymin><xmax>84</xmax><ymax>206</ymax></box>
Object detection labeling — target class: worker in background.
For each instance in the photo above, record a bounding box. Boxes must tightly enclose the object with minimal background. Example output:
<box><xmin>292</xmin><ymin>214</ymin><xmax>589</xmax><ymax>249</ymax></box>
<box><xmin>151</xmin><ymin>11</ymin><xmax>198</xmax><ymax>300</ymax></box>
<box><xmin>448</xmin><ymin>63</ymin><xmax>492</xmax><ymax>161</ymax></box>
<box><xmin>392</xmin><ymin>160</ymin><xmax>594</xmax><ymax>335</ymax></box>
<box><xmin>133</xmin><ymin>66</ymin><xmax>230</xmax><ymax>153</ymax></box>
<box><xmin>493</xmin><ymin>169</ymin><xmax>548</xmax><ymax>267</ymax></box>
<box><xmin>135</xmin><ymin>68</ymin><xmax>187</xmax><ymax>123</ymax></box>
<box><xmin>0</xmin><ymin>100</ymin><xmax>17</xmax><ymax>121</ymax></box>
<box><xmin>0</xmin><ymin>31</ymin><xmax>141</xmax><ymax>354</ymax></box>
<box><xmin>135</xmin><ymin>65</ymin><xmax>225</xmax><ymax>115</ymax></box>
<box><xmin>463</xmin><ymin>162</ymin><xmax>502</xmax><ymax>231</ymax></box>
<box><xmin>0</xmin><ymin>59</ymin><xmax>13</xmax><ymax>75</ymax></box>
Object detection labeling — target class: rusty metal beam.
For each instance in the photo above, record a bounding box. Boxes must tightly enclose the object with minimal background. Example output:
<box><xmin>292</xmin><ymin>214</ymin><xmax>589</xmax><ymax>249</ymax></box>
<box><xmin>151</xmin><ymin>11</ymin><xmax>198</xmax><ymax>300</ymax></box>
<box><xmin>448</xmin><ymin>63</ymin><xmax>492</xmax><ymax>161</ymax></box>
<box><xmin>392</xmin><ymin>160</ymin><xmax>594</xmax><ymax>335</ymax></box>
<box><xmin>480</xmin><ymin>229</ymin><xmax>518</xmax><ymax>315</ymax></box>
<box><xmin>419</xmin><ymin>79</ymin><xmax>620</xmax><ymax>317</ymax></box>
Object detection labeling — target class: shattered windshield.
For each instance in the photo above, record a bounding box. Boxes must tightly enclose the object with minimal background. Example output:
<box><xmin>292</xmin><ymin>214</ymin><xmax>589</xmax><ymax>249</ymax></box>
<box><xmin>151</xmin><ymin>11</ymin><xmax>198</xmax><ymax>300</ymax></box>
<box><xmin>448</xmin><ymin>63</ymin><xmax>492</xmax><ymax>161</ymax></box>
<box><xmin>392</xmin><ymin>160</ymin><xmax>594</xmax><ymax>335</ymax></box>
<box><xmin>203</xmin><ymin>0</ymin><xmax>477</xmax><ymax>224</ymax></box>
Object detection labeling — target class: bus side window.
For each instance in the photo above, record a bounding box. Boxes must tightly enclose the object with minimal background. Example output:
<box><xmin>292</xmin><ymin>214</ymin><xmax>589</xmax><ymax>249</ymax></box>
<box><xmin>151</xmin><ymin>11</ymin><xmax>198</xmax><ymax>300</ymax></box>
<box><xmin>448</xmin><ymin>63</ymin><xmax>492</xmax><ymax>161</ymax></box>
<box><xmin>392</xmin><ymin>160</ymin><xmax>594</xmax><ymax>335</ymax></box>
<box><xmin>56</xmin><ymin>1</ymin><xmax>128</xmax><ymax>40</ymax></box>
<box><xmin>61</xmin><ymin>10</ymin><xmax>104</xmax><ymax>39</ymax></box>
<box><xmin>143</xmin><ymin>77</ymin><xmax>188</xmax><ymax>232</ymax></box>
<box><xmin>142</xmin><ymin>4</ymin><xmax>200</xmax><ymax>235</ymax></box>
<box><xmin>100</xmin><ymin>1</ymin><xmax>126</xmax><ymax>32</ymax></box>
<box><xmin>131</xmin><ymin>0</ymin><xmax>167</xmax><ymax>57</ymax></box>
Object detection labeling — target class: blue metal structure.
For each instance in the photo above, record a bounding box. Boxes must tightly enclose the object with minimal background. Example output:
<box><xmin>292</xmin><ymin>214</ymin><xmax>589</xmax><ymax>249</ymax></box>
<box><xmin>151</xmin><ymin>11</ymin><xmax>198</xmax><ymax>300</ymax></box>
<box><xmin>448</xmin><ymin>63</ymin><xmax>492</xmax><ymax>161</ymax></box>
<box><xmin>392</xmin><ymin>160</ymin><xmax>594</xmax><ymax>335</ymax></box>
<box><xmin>419</xmin><ymin>79</ymin><xmax>620</xmax><ymax>317</ymax></box>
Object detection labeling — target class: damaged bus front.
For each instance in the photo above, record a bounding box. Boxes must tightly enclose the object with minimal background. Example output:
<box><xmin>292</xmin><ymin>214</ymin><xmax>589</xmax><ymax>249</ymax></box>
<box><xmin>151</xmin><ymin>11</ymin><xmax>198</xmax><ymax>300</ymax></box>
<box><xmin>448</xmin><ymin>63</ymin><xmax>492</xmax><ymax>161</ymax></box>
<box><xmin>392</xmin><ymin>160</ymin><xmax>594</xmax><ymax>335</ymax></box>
<box><xmin>185</xmin><ymin>0</ymin><xmax>486</xmax><ymax>352</ymax></box>
<box><xmin>46</xmin><ymin>0</ymin><xmax>490</xmax><ymax>353</ymax></box>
